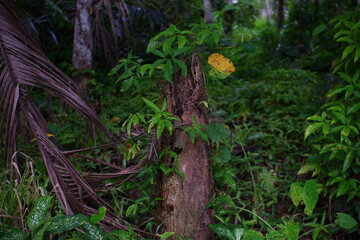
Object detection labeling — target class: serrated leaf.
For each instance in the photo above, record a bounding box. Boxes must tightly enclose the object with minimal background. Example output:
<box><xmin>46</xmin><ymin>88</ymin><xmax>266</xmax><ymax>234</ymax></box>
<box><xmin>172</xmin><ymin>58</ymin><xmax>187</xmax><ymax>76</ymax></box>
<box><xmin>336</xmin><ymin>213</ymin><xmax>358</xmax><ymax>230</ymax></box>
<box><xmin>143</xmin><ymin>98</ymin><xmax>161</xmax><ymax>112</ymax></box>
<box><xmin>312</xmin><ymin>24</ymin><xmax>327</xmax><ymax>37</ymax></box>
<box><xmin>290</xmin><ymin>182</ymin><xmax>303</xmax><ymax>207</ymax></box>
<box><xmin>304</xmin><ymin>180</ymin><xmax>318</xmax><ymax>216</ymax></box>
<box><xmin>27</xmin><ymin>196</ymin><xmax>53</xmax><ymax>231</ymax></box>
<box><xmin>205</xmin><ymin>123</ymin><xmax>231</xmax><ymax>143</ymax></box>
<box><xmin>47</xmin><ymin>214</ymin><xmax>88</xmax><ymax>234</ymax></box>
<box><xmin>304</xmin><ymin>123</ymin><xmax>322</xmax><ymax>139</ymax></box>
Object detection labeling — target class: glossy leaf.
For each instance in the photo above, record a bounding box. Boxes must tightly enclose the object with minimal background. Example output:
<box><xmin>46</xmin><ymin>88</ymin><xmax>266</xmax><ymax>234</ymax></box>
<box><xmin>27</xmin><ymin>196</ymin><xmax>53</xmax><ymax>231</ymax></box>
<box><xmin>336</xmin><ymin>213</ymin><xmax>358</xmax><ymax>229</ymax></box>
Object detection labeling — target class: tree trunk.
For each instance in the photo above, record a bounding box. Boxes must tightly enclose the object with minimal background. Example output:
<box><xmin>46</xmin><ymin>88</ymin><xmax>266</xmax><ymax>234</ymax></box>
<box><xmin>161</xmin><ymin>55</ymin><xmax>213</xmax><ymax>240</ymax></box>
<box><xmin>277</xmin><ymin>0</ymin><xmax>285</xmax><ymax>29</ymax></box>
<box><xmin>224</xmin><ymin>0</ymin><xmax>234</xmax><ymax>36</ymax></box>
<box><xmin>72</xmin><ymin>0</ymin><xmax>94</xmax><ymax>92</ymax></box>
<box><xmin>203</xmin><ymin>0</ymin><xmax>213</xmax><ymax>23</ymax></box>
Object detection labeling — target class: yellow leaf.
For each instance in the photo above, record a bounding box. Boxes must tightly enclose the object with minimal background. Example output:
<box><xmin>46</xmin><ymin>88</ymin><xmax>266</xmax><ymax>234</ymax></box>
<box><xmin>111</xmin><ymin>117</ymin><xmax>120</xmax><ymax>122</ymax></box>
<box><xmin>31</xmin><ymin>133</ymin><xmax>54</xmax><ymax>142</ymax></box>
<box><xmin>208</xmin><ymin>53</ymin><xmax>235</xmax><ymax>73</ymax></box>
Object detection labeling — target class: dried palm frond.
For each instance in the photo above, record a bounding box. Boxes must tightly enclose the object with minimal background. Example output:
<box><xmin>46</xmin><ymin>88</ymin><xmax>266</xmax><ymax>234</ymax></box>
<box><xmin>0</xmin><ymin>0</ymin><xmax>153</xmax><ymax>236</ymax></box>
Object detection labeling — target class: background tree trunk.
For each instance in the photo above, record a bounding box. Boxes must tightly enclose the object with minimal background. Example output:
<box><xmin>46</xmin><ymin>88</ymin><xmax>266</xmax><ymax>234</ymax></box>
<box><xmin>161</xmin><ymin>55</ymin><xmax>213</xmax><ymax>240</ymax></box>
<box><xmin>277</xmin><ymin>0</ymin><xmax>285</xmax><ymax>29</ymax></box>
<box><xmin>203</xmin><ymin>0</ymin><xmax>213</xmax><ymax>23</ymax></box>
<box><xmin>224</xmin><ymin>0</ymin><xmax>234</xmax><ymax>36</ymax></box>
<box><xmin>72</xmin><ymin>0</ymin><xmax>94</xmax><ymax>92</ymax></box>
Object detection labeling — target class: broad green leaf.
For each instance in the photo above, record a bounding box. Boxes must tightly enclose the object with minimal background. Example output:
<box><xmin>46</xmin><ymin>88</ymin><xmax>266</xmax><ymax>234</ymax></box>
<box><xmin>150</xmin><ymin>59</ymin><xmax>166</xmax><ymax>76</ymax></box>
<box><xmin>151</xmin><ymin>50</ymin><xmax>165</xmax><ymax>58</ymax></box>
<box><xmin>312</xmin><ymin>24</ymin><xmax>327</xmax><ymax>37</ymax></box>
<box><xmin>336</xmin><ymin>213</ymin><xmax>358</xmax><ymax>230</ymax></box>
<box><xmin>337</xmin><ymin>180</ymin><xmax>350</xmax><ymax>197</ymax></box>
<box><xmin>90</xmin><ymin>207</ymin><xmax>106</xmax><ymax>224</ymax></box>
<box><xmin>0</xmin><ymin>229</ymin><xmax>26</xmax><ymax>240</ymax></box>
<box><xmin>285</xmin><ymin>221</ymin><xmax>300</xmax><ymax>240</ymax></box>
<box><xmin>47</xmin><ymin>214</ymin><xmax>88</xmax><ymax>234</ymax></box>
<box><xmin>157</xmin><ymin>232</ymin><xmax>175</xmax><ymax>239</ymax></box>
<box><xmin>332</xmin><ymin>111</ymin><xmax>346</xmax><ymax>124</ymax></box>
<box><xmin>147</xmin><ymin>40</ymin><xmax>159</xmax><ymax>53</ymax></box>
<box><xmin>82</xmin><ymin>222</ymin><xmax>107</xmax><ymax>240</ymax></box>
<box><xmin>355</xmin><ymin>47</ymin><xmax>360</xmax><ymax>62</ymax></box>
<box><xmin>304</xmin><ymin>180</ymin><xmax>318</xmax><ymax>216</ymax></box>
<box><xmin>341</xmin><ymin>45</ymin><xmax>355</xmax><ymax>60</ymax></box>
<box><xmin>290</xmin><ymin>182</ymin><xmax>303</xmax><ymax>207</ymax></box>
<box><xmin>304</xmin><ymin>123</ymin><xmax>322</xmax><ymax>139</ymax></box>
<box><xmin>243</xmin><ymin>230</ymin><xmax>264</xmax><ymax>240</ymax></box>
<box><xmin>341</xmin><ymin>127</ymin><xmax>350</xmax><ymax>136</ymax></box>
<box><xmin>298</xmin><ymin>164</ymin><xmax>317</xmax><ymax>175</ymax></box>
<box><xmin>164</xmin><ymin>60</ymin><xmax>173</xmax><ymax>82</ymax></box>
<box><xmin>347</xmin><ymin>102</ymin><xmax>360</xmax><ymax>114</ymax></box>
<box><xmin>208</xmin><ymin>224</ymin><xmax>235</xmax><ymax>240</ymax></box>
<box><xmin>306</xmin><ymin>115</ymin><xmax>322</xmax><ymax>121</ymax></box>
<box><xmin>233</xmin><ymin>226</ymin><xmax>244</xmax><ymax>240</ymax></box>
<box><xmin>172</xmin><ymin>58</ymin><xmax>187</xmax><ymax>76</ymax></box>
<box><xmin>33</xmin><ymin>222</ymin><xmax>51</xmax><ymax>240</ymax></box>
<box><xmin>143</xmin><ymin>98</ymin><xmax>161</xmax><ymax>112</ymax></box>
<box><xmin>27</xmin><ymin>196</ymin><xmax>53</xmax><ymax>231</ymax></box>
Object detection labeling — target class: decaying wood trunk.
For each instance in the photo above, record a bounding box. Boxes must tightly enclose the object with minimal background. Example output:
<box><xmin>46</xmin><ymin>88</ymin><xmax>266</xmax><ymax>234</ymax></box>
<box><xmin>161</xmin><ymin>55</ymin><xmax>214</xmax><ymax>240</ymax></box>
<box><xmin>203</xmin><ymin>0</ymin><xmax>213</xmax><ymax>23</ymax></box>
<box><xmin>72</xmin><ymin>0</ymin><xmax>94</xmax><ymax>92</ymax></box>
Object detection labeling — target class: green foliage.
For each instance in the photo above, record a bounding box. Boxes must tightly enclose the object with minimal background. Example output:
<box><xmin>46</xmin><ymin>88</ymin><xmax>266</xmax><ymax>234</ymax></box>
<box><xmin>289</xmin><ymin>180</ymin><xmax>319</xmax><ymax>216</ymax></box>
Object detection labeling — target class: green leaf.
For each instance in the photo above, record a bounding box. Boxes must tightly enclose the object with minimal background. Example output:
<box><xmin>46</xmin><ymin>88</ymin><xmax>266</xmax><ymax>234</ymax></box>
<box><xmin>337</xmin><ymin>180</ymin><xmax>350</xmax><ymax>197</ymax></box>
<box><xmin>0</xmin><ymin>229</ymin><xmax>26</xmax><ymax>240</ymax></box>
<box><xmin>140</xmin><ymin>64</ymin><xmax>152</xmax><ymax>76</ymax></box>
<box><xmin>342</xmin><ymin>45</ymin><xmax>355</xmax><ymax>60</ymax></box>
<box><xmin>143</xmin><ymin>98</ymin><xmax>161</xmax><ymax>112</ymax></box>
<box><xmin>150</xmin><ymin>59</ymin><xmax>166</xmax><ymax>76</ymax></box>
<box><xmin>33</xmin><ymin>222</ymin><xmax>51</xmax><ymax>240</ymax></box>
<box><xmin>306</xmin><ymin>115</ymin><xmax>322</xmax><ymax>121</ymax></box>
<box><xmin>304</xmin><ymin>123</ymin><xmax>322</xmax><ymax>139</ymax></box>
<box><xmin>157</xmin><ymin>120</ymin><xmax>165</xmax><ymax>139</ymax></box>
<box><xmin>205</xmin><ymin>123</ymin><xmax>231</xmax><ymax>143</ymax></box>
<box><xmin>164</xmin><ymin>60</ymin><xmax>173</xmax><ymax>82</ymax></box>
<box><xmin>355</xmin><ymin>47</ymin><xmax>360</xmax><ymax>62</ymax></box>
<box><xmin>233</xmin><ymin>226</ymin><xmax>244</xmax><ymax>240</ymax></box>
<box><xmin>90</xmin><ymin>207</ymin><xmax>106</xmax><ymax>224</ymax></box>
<box><xmin>347</xmin><ymin>102</ymin><xmax>360</xmax><ymax>114</ymax></box>
<box><xmin>27</xmin><ymin>196</ymin><xmax>53</xmax><ymax>231</ymax></box>
<box><xmin>298</xmin><ymin>164</ymin><xmax>317</xmax><ymax>175</ymax></box>
<box><xmin>312</xmin><ymin>24</ymin><xmax>327</xmax><ymax>37</ymax></box>
<box><xmin>151</xmin><ymin>50</ymin><xmax>165</xmax><ymax>58</ymax></box>
<box><xmin>336</xmin><ymin>213</ymin><xmax>358</xmax><ymax>230</ymax></box>
<box><xmin>163</xmin><ymin>36</ymin><xmax>176</xmax><ymax>56</ymax></box>
<box><xmin>243</xmin><ymin>230</ymin><xmax>264</xmax><ymax>240</ymax></box>
<box><xmin>47</xmin><ymin>214</ymin><xmax>88</xmax><ymax>234</ymax></box>
<box><xmin>147</xmin><ymin>40</ymin><xmax>160</xmax><ymax>53</ymax></box>
<box><xmin>304</xmin><ymin>179</ymin><xmax>318</xmax><ymax>216</ymax></box>
<box><xmin>172</xmin><ymin>58</ymin><xmax>187</xmax><ymax>76</ymax></box>
<box><xmin>177</xmin><ymin>35</ymin><xmax>187</xmax><ymax>49</ymax></box>
<box><xmin>209</xmin><ymin>224</ymin><xmax>235</xmax><ymax>240</ymax></box>
<box><xmin>157</xmin><ymin>232</ymin><xmax>175</xmax><ymax>239</ymax></box>
<box><xmin>290</xmin><ymin>182</ymin><xmax>303</xmax><ymax>207</ymax></box>
<box><xmin>82</xmin><ymin>222</ymin><xmax>107</xmax><ymax>240</ymax></box>
<box><xmin>285</xmin><ymin>221</ymin><xmax>300</xmax><ymax>240</ymax></box>
<box><xmin>341</xmin><ymin>127</ymin><xmax>350</xmax><ymax>136</ymax></box>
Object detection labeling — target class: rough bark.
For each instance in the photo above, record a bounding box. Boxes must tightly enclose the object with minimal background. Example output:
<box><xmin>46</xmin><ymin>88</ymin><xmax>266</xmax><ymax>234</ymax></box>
<box><xmin>161</xmin><ymin>55</ymin><xmax>213</xmax><ymax>240</ymax></box>
<box><xmin>72</xmin><ymin>0</ymin><xmax>94</xmax><ymax>92</ymax></box>
<box><xmin>203</xmin><ymin>0</ymin><xmax>213</xmax><ymax>23</ymax></box>
<box><xmin>277</xmin><ymin>0</ymin><xmax>285</xmax><ymax>29</ymax></box>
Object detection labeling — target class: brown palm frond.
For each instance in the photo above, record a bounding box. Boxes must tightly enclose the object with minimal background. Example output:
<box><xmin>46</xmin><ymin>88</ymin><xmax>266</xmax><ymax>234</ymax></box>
<box><xmin>0</xmin><ymin>1</ymin><xmax>154</xmax><ymax>236</ymax></box>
